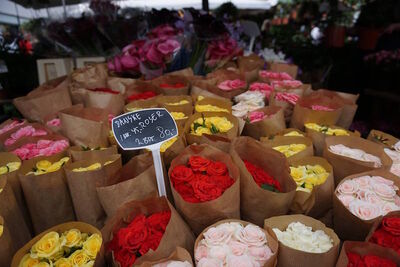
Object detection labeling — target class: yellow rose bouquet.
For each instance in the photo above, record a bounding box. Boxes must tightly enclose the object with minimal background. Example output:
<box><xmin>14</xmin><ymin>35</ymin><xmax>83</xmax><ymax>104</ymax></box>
<box><xmin>194</xmin><ymin>97</ymin><xmax>232</xmax><ymax>114</ymax></box>
<box><xmin>261</xmin><ymin>136</ymin><xmax>313</xmax><ymax>163</ymax></box>
<box><xmin>289</xmin><ymin>157</ymin><xmax>334</xmax><ymax>217</ymax></box>
<box><xmin>18</xmin><ymin>154</ymin><xmax>75</xmax><ymax>233</ymax></box>
<box><xmin>12</xmin><ymin>222</ymin><xmax>102</xmax><ymax>267</ymax></box>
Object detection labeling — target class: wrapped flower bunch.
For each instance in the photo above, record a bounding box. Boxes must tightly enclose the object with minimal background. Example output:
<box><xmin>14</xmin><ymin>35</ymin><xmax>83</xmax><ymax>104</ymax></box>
<box><xmin>329</xmin><ymin>144</ymin><xmax>382</xmax><ymax>168</ymax></box>
<box><xmin>273</xmin><ymin>222</ymin><xmax>334</xmax><ymax>253</ymax></box>
<box><xmin>384</xmin><ymin>144</ymin><xmax>400</xmax><ymax>177</ymax></box>
<box><xmin>72</xmin><ymin>159</ymin><xmax>115</xmax><ymax>172</ymax></box>
<box><xmin>170</xmin><ymin>112</ymin><xmax>188</xmax><ymax>120</ymax></box>
<box><xmin>195</xmin><ymin>104</ymin><xmax>229</xmax><ymax>113</ymax></box>
<box><xmin>245</xmin><ymin>111</ymin><xmax>268</xmax><ymax>123</ymax></box>
<box><xmin>0</xmin><ymin>119</ymin><xmax>25</xmax><ymax>135</ymax></box>
<box><xmin>232</xmin><ymin>91</ymin><xmax>265</xmax><ymax>118</ymax></box>
<box><xmin>190</xmin><ymin>116</ymin><xmax>233</xmax><ymax>136</ymax></box>
<box><xmin>336</xmin><ymin>175</ymin><xmax>400</xmax><ymax>220</ymax></box>
<box><xmin>127</xmin><ymin>91</ymin><xmax>157</xmax><ymax>102</ymax></box>
<box><xmin>259</xmin><ymin>71</ymin><xmax>293</xmax><ymax>82</ymax></box>
<box><xmin>274</xmin><ymin>92</ymin><xmax>300</xmax><ymax>105</ymax></box>
<box><xmin>346</xmin><ymin>252</ymin><xmax>396</xmax><ymax>267</ymax></box>
<box><xmin>218</xmin><ymin>79</ymin><xmax>246</xmax><ymax>92</ymax></box>
<box><xmin>290</xmin><ymin>164</ymin><xmax>329</xmax><ymax>193</ymax></box>
<box><xmin>305</xmin><ymin>123</ymin><xmax>349</xmax><ymax>136</ymax></box>
<box><xmin>13</xmin><ymin>139</ymin><xmax>69</xmax><ymax>160</ymax></box>
<box><xmin>26</xmin><ymin>157</ymin><xmax>70</xmax><ymax>175</ymax></box>
<box><xmin>195</xmin><ymin>222</ymin><xmax>274</xmax><ymax>266</ymax></box>
<box><xmin>273</xmin><ymin>144</ymin><xmax>307</xmax><ymax>158</ymax></box>
<box><xmin>249</xmin><ymin>83</ymin><xmax>273</xmax><ymax>98</ymax></box>
<box><xmin>272</xmin><ymin>80</ymin><xmax>302</xmax><ymax>90</ymax></box>
<box><xmin>19</xmin><ymin>229</ymin><xmax>102</xmax><ymax>267</ymax></box>
<box><xmin>166</xmin><ymin>100</ymin><xmax>189</xmax><ymax>106</ymax></box>
<box><xmin>170</xmin><ymin>155</ymin><xmax>234</xmax><ymax>203</ymax></box>
<box><xmin>4</xmin><ymin>126</ymin><xmax>48</xmax><ymax>146</ymax></box>
<box><xmin>368</xmin><ymin>216</ymin><xmax>400</xmax><ymax>254</ymax></box>
<box><xmin>244</xmin><ymin>160</ymin><xmax>282</xmax><ymax>192</ymax></box>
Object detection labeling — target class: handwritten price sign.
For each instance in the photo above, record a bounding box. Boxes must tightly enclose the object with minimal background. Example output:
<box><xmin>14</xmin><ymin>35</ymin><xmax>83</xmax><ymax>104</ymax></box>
<box><xmin>112</xmin><ymin>108</ymin><xmax>178</xmax><ymax>196</ymax></box>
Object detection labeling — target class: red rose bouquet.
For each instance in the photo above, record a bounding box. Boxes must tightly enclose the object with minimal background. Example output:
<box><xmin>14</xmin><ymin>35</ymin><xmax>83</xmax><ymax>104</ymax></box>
<box><xmin>127</xmin><ymin>91</ymin><xmax>157</xmax><ymax>102</ymax></box>
<box><xmin>170</xmin><ymin>155</ymin><xmax>234</xmax><ymax>203</ymax></box>
<box><xmin>88</xmin><ymin>87</ymin><xmax>120</xmax><ymax>95</ymax></box>
<box><xmin>369</xmin><ymin>216</ymin><xmax>400</xmax><ymax>254</ymax></box>
<box><xmin>107</xmin><ymin>211</ymin><xmax>171</xmax><ymax>267</ymax></box>
<box><xmin>243</xmin><ymin>160</ymin><xmax>282</xmax><ymax>192</ymax></box>
<box><xmin>346</xmin><ymin>252</ymin><xmax>396</xmax><ymax>267</ymax></box>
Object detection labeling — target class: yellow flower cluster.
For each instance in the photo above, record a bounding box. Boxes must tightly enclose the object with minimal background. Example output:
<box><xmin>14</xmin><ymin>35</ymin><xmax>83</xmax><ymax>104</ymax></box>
<box><xmin>19</xmin><ymin>230</ymin><xmax>102</xmax><ymax>267</ymax></box>
<box><xmin>160</xmin><ymin>137</ymin><xmax>178</xmax><ymax>153</ymax></box>
<box><xmin>283</xmin><ymin>131</ymin><xmax>304</xmax><ymax>137</ymax></box>
<box><xmin>290</xmin><ymin>164</ymin><xmax>329</xmax><ymax>193</ymax></box>
<box><xmin>273</xmin><ymin>144</ymin><xmax>307</xmax><ymax>157</ymax></box>
<box><xmin>166</xmin><ymin>100</ymin><xmax>189</xmax><ymax>105</ymax></box>
<box><xmin>170</xmin><ymin>112</ymin><xmax>188</xmax><ymax>120</ymax></box>
<box><xmin>0</xmin><ymin>161</ymin><xmax>21</xmax><ymax>175</ymax></box>
<box><xmin>26</xmin><ymin>158</ymin><xmax>70</xmax><ymax>176</ymax></box>
<box><xmin>190</xmin><ymin>116</ymin><xmax>233</xmax><ymax>136</ymax></box>
<box><xmin>126</xmin><ymin>107</ymin><xmax>141</xmax><ymax>112</ymax></box>
<box><xmin>195</xmin><ymin>104</ymin><xmax>229</xmax><ymax>113</ymax></box>
<box><xmin>72</xmin><ymin>160</ymin><xmax>114</xmax><ymax>172</ymax></box>
<box><xmin>305</xmin><ymin>123</ymin><xmax>349</xmax><ymax>136</ymax></box>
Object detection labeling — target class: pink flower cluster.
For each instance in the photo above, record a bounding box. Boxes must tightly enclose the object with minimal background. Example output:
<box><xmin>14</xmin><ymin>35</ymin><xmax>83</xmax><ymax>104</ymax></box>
<box><xmin>206</xmin><ymin>36</ymin><xmax>242</xmax><ymax>66</ymax></box>
<box><xmin>248</xmin><ymin>111</ymin><xmax>268</xmax><ymax>123</ymax></box>
<box><xmin>4</xmin><ymin>126</ymin><xmax>47</xmax><ymax>146</ymax></box>
<box><xmin>249</xmin><ymin>82</ymin><xmax>273</xmax><ymax>98</ymax></box>
<box><xmin>46</xmin><ymin>118</ymin><xmax>61</xmax><ymax>127</ymax></box>
<box><xmin>13</xmin><ymin>139</ymin><xmax>69</xmax><ymax>160</ymax></box>
<box><xmin>218</xmin><ymin>79</ymin><xmax>246</xmax><ymax>91</ymax></box>
<box><xmin>147</xmin><ymin>24</ymin><xmax>182</xmax><ymax>39</ymax></box>
<box><xmin>311</xmin><ymin>105</ymin><xmax>334</xmax><ymax>111</ymax></box>
<box><xmin>275</xmin><ymin>92</ymin><xmax>300</xmax><ymax>105</ymax></box>
<box><xmin>0</xmin><ymin>120</ymin><xmax>25</xmax><ymax>135</ymax></box>
<box><xmin>259</xmin><ymin>71</ymin><xmax>293</xmax><ymax>81</ymax></box>
<box><xmin>272</xmin><ymin>80</ymin><xmax>303</xmax><ymax>89</ymax></box>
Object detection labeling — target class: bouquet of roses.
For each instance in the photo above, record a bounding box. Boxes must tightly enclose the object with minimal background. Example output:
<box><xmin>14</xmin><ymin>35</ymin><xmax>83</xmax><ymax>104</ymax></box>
<box><xmin>11</xmin><ymin>137</ymin><xmax>69</xmax><ymax>161</ymax></box>
<box><xmin>0</xmin><ymin>119</ymin><xmax>26</xmax><ymax>137</ymax></box>
<box><xmin>205</xmin><ymin>35</ymin><xmax>242</xmax><ymax>71</ymax></box>
<box><xmin>367</xmin><ymin>213</ymin><xmax>400</xmax><ymax>255</ymax></box>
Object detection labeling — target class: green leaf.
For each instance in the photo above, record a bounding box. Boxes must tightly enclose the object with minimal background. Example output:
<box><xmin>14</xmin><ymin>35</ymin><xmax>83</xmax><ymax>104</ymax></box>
<box><xmin>201</xmin><ymin>113</ymin><xmax>206</xmax><ymax>127</ymax></box>
<box><xmin>210</xmin><ymin>123</ymin><xmax>219</xmax><ymax>134</ymax></box>
<box><xmin>244</xmin><ymin>117</ymin><xmax>250</xmax><ymax>124</ymax></box>
<box><xmin>32</xmin><ymin>167</ymin><xmax>38</xmax><ymax>172</ymax></box>
<box><xmin>94</xmin><ymin>147</ymin><xmax>100</xmax><ymax>150</ymax></box>
<box><xmin>301</xmin><ymin>182</ymin><xmax>306</xmax><ymax>188</ymax></box>
<box><xmin>261</xmin><ymin>183</ymin><xmax>279</xmax><ymax>192</ymax></box>
<box><xmin>81</xmin><ymin>146</ymin><xmax>90</xmax><ymax>151</ymax></box>
<box><xmin>193</xmin><ymin>122</ymin><xmax>202</xmax><ymax>132</ymax></box>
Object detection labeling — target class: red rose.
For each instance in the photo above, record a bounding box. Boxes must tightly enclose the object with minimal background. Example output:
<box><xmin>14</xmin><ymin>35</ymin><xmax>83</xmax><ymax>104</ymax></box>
<box><xmin>191</xmin><ymin>174</ymin><xmax>223</xmax><ymax>202</ymax></box>
<box><xmin>89</xmin><ymin>87</ymin><xmax>120</xmax><ymax>95</ymax></box>
<box><xmin>212</xmin><ymin>175</ymin><xmax>234</xmax><ymax>190</ymax></box>
<box><xmin>147</xmin><ymin>211</ymin><xmax>171</xmax><ymax>233</ymax></box>
<box><xmin>138</xmin><ymin>230</ymin><xmax>163</xmax><ymax>256</ymax></box>
<box><xmin>346</xmin><ymin>252</ymin><xmax>362</xmax><ymax>266</ymax></box>
<box><xmin>206</xmin><ymin>161</ymin><xmax>228</xmax><ymax>176</ymax></box>
<box><xmin>170</xmin><ymin>165</ymin><xmax>194</xmax><ymax>185</ymax></box>
<box><xmin>382</xmin><ymin>217</ymin><xmax>400</xmax><ymax>236</ymax></box>
<box><xmin>370</xmin><ymin>229</ymin><xmax>394</xmax><ymax>248</ymax></box>
<box><xmin>118</xmin><ymin>214</ymin><xmax>148</xmax><ymax>251</ymax></box>
<box><xmin>364</xmin><ymin>255</ymin><xmax>396</xmax><ymax>267</ymax></box>
<box><xmin>189</xmin><ymin>156</ymin><xmax>211</xmax><ymax>172</ymax></box>
<box><xmin>114</xmin><ymin>248</ymin><xmax>136</xmax><ymax>267</ymax></box>
<box><xmin>174</xmin><ymin>183</ymin><xmax>199</xmax><ymax>203</ymax></box>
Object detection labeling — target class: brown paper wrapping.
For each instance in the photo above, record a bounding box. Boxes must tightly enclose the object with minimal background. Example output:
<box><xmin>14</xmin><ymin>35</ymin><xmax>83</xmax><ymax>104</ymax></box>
<box><xmin>367</xmin><ymin>129</ymin><xmax>399</xmax><ymax>149</ymax></box>
<box><xmin>0</xmin><ymin>216</ymin><xmax>15</xmax><ymax>266</ymax></box>
<box><xmin>242</xmin><ymin>106</ymin><xmax>286</xmax><ymax>140</ymax></box>
<box><xmin>0</xmin><ymin>174</ymin><xmax>31</xmax><ymax>251</ymax></box>
<box><xmin>65</xmin><ymin>154</ymin><xmax>122</xmax><ymax>228</ymax></box>
<box><xmin>323</xmin><ymin>136</ymin><xmax>393</xmax><ymax>185</ymax></box>
<box><xmin>264</xmin><ymin>214</ymin><xmax>340</xmax><ymax>267</ymax></box>
<box><xmin>238</xmin><ymin>54</ymin><xmax>265</xmax><ymax>83</ymax></box>
<box><xmin>68</xmin><ymin>145</ymin><xmax>118</xmax><ymax>162</ymax></box>
<box><xmin>305</xmin><ymin>125</ymin><xmax>359</xmax><ymax>156</ymax></box>
<box><xmin>290</xmin><ymin>95</ymin><xmax>344</xmax><ymax>131</ymax></box>
<box><xmin>194</xmin><ymin>219</ymin><xmax>279</xmax><ymax>267</ymax></box>
<box><xmin>230</xmin><ymin>137</ymin><xmax>296</xmax><ymax>226</ymax></box>
<box><xmin>96</xmin><ymin>153</ymin><xmax>158</xmax><ymax>218</ymax></box>
<box><xmin>168</xmin><ymin>144</ymin><xmax>240</xmax><ymax>235</ymax></box>
<box><xmin>139</xmin><ymin>247</ymin><xmax>193</xmax><ymax>267</ymax></box>
<box><xmin>0</xmin><ymin>123</ymin><xmax>52</xmax><ymax>151</ymax></box>
<box><xmin>102</xmin><ymin>196</ymin><xmax>195</xmax><ymax>266</ymax></box>
<box><xmin>335</xmin><ymin>241</ymin><xmax>400</xmax><ymax>267</ymax></box>
<box><xmin>107</xmin><ymin>77</ymin><xmax>136</xmax><ymax>96</ymax></box>
<box><xmin>268</xmin><ymin>91</ymin><xmax>298</xmax><ymax>124</ymax></box>
<box><xmin>11</xmin><ymin>221</ymin><xmax>103</xmax><ymax>267</ymax></box>
<box><xmin>184</xmin><ymin>112</ymin><xmax>239</xmax><ymax>145</ymax></box>
<box><xmin>191</xmin><ymin>80</ymin><xmax>227</xmax><ymax>101</ymax></box>
<box><xmin>124</xmin><ymin>97</ymin><xmax>159</xmax><ymax>113</ymax></box>
<box><xmin>267</xmin><ymin>62</ymin><xmax>299</xmax><ymax>79</ymax></box>
<box><xmin>162</xmin><ymin>136</ymin><xmax>187</xmax><ymax>166</ymax></box>
<box><xmin>190</xmin><ymin>134</ymin><xmax>231</xmax><ymax>153</ymax></box>
<box><xmin>260</xmin><ymin>136</ymin><xmax>314</xmax><ymax>164</ymax></box>
<box><xmin>60</xmin><ymin>106</ymin><xmax>110</xmax><ymax>148</ymax></box>
<box><xmin>18</xmin><ymin>153</ymin><xmax>75</xmax><ymax>234</ymax></box>
<box><xmin>13</xmin><ymin>80</ymin><xmax>72</xmax><ymax>122</ymax></box>
<box><xmin>194</xmin><ymin>97</ymin><xmax>232</xmax><ymax>114</ymax></box>
<box><xmin>157</xmin><ymin>95</ymin><xmax>193</xmax><ymax>115</ymax></box>
<box><xmin>168</xmin><ymin>67</ymin><xmax>194</xmax><ymax>77</ymax></box>
<box><xmin>333</xmin><ymin>169</ymin><xmax>400</xmax><ymax>241</ymax></box>
<box><xmin>206</xmin><ymin>69</ymin><xmax>241</xmax><ymax>84</ymax></box>
<box><xmin>84</xmin><ymin>90</ymin><xmax>125</xmax><ymax>115</ymax></box>
<box><xmin>124</xmin><ymin>80</ymin><xmax>161</xmax><ymax>103</ymax></box>
<box><xmin>203</xmin><ymin>80</ymin><xmax>246</xmax><ymax>100</ymax></box>
<box><xmin>152</xmin><ymin>75</ymin><xmax>190</xmax><ymax>96</ymax></box>
<box><xmin>289</xmin><ymin>156</ymin><xmax>334</xmax><ymax>217</ymax></box>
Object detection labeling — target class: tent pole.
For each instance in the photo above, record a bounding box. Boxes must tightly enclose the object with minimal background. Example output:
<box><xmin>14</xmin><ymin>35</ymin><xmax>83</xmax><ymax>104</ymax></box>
<box><xmin>202</xmin><ymin>0</ymin><xmax>209</xmax><ymax>11</ymax></box>
<box><xmin>61</xmin><ymin>0</ymin><xmax>67</xmax><ymax>19</ymax></box>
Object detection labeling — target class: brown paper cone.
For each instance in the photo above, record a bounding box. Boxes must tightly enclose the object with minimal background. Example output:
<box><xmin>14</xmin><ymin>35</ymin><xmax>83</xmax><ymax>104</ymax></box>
<box><xmin>18</xmin><ymin>152</ymin><xmax>75</xmax><ymax>234</ymax></box>
<box><xmin>191</xmin><ymin>80</ymin><xmax>227</xmax><ymax>101</ymax></box>
<box><xmin>84</xmin><ymin>90</ymin><xmax>125</xmax><ymax>116</ymax></box>
<box><xmin>335</xmin><ymin>241</ymin><xmax>400</xmax><ymax>267</ymax></box>
<box><xmin>230</xmin><ymin>137</ymin><xmax>296</xmax><ymax>226</ymax></box>
<box><xmin>267</xmin><ymin>62</ymin><xmax>298</xmax><ymax>79</ymax></box>
<box><xmin>323</xmin><ymin>136</ymin><xmax>393</xmax><ymax>185</ymax></box>
<box><xmin>168</xmin><ymin>68</ymin><xmax>194</xmax><ymax>77</ymax></box>
<box><xmin>333</xmin><ymin>169</ymin><xmax>400</xmax><ymax>241</ymax></box>
<box><xmin>168</xmin><ymin>144</ymin><xmax>240</xmax><ymax>235</ymax></box>
<box><xmin>194</xmin><ymin>219</ymin><xmax>278</xmax><ymax>267</ymax></box>
<box><xmin>162</xmin><ymin>136</ymin><xmax>187</xmax><ymax>166</ymax></box>
<box><xmin>152</xmin><ymin>75</ymin><xmax>190</xmax><ymax>96</ymax></box>
<box><xmin>102</xmin><ymin>196</ymin><xmax>195</xmax><ymax>266</ymax></box>
<box><xmin>268</xmin><ymin>91</ymin><xmax>297</xmax><ymax>124</ymax></box>
<box><xmin>65</xmin><ymin>155</ymin><xmax>122</xmax><ymax>228</ymax></box>
<box><xmin>367</xmin><ymin>129</ymin><xmax>399</xmax><ymax>149</ymax></box>
<box><xmin>107</xmin><ymin>77</ymin><xmax>136</xmax><ymax>96</ymax></box>
<box><xmin>11</xmin><ymin>221</ymin><xmax>102</xmax><ymax>267</ymax></box>
<box><xmin>260</xmin><ymin>136</ymin><xmax>314</xmax><ymax>164</ymax></box>
<box><xmin>124</xmin><ymin>97</ymin><xmax>159</xmax><ymax>113</ymax></box>
<box><xmin>184</xmin><ymin>112</ymin><xmax>239</xmax><ymax>145</ymax></box>
<box><xmin>238</xmin><ymin>54</ymin><xmax>265</xmax><ymax>83</ymax></box>
<box><xmin>138</xmin><ymin>247</ymin><xmax>193</xmax><ymax>267</ymax></box>
<box><xmin>60</xmin><ymin>106</ymin><xmax>110</xmax><ymax>148</ymax></box>
<box><xmin>204</xmin><ymin>80</ymin><xmax>247</xmax><ymax>100</ymax></box>
<box><xmin>242</xmin><ymin>106</ymin><xmax>286</xmax><ymax>140</ymax></box>
<box><xmin>0</xmin><ymin>216</ymin><xmax>15</xmax><ymax>266</ymax></box>
<box><xmin>157</xmin><ymin>95</ymin><xmax>193</xmax><ymax>114</ymax></box>
<box><xmin>264</xmin><ymin>214</ymin><xmax>340</xmax><ymax>267</ymax></box>
<box><xmin>289</xmin><ymin>156</ymin><xmax>334</xmax><ymax>217</ymax></box>
<box><xmin>68</xmin><ymin>145</ymin><xmax>118</xmax><ymax>162</ymax></box>
<box><xmin>189</xmin><ymin>134</ymin><xmax>231</xmax><ymax>153</ymax></box>
<box><xmin>97</xmin><ymin>153</ymin><xmax>158</xmax><ymax>218</ymax></box>
<box><xmin>194</xmin><ymin>97</ymin><xmax>232</xmax><ymax>114</ymax></box>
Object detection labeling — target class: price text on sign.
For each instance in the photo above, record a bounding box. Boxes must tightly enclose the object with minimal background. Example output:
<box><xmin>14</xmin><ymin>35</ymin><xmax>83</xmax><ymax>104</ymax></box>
<box><xmin>112</xmin><ymin>108</ymin><xmax>178</xmax><ymax>150</ymax></box>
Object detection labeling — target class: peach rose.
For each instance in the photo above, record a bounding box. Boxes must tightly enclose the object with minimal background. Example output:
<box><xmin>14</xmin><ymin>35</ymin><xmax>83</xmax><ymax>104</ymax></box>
<box><xmin>234</xmin><ymin>224</ymin><xmax>266</xmax><ymax>247</ymax></box>
<box><xmin>208</xmin><ymin>244</ymin><xmax>230</xmax><ymax>261</ymax></box>
<box><xmin>372</xmin><ymin>183</ymin><xmax>396</xmax><ymax>201</ymax></box>
<box><xmin>354</xmin><ymin>176</ymin><xmax>371</xmax><ymax>190</ymax></box>
<box><xmin>195</xmin><ymin>243</ymin><xmax>209</xmax><ymax>262</ymax></box>
<box><xmin>337</xmin><ymin>180</ymin><xmax>359</xmax><ymax>195</ymax></box>
<box><xmin>203</xmin><ymin>226</ymin><xmax>232</xmax><ymax>246</ymax></box>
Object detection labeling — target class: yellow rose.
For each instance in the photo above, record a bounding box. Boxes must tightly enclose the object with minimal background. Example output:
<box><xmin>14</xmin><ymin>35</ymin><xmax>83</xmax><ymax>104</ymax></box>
<box><xmin>310</xmin><ymin>164</ymin><xmax>326</xmax><ymax>174</ymax></box>
<box><xmin>33</xmin><ymin>262</ymin><xmax>51</xmax><ymax>267</ymax></box>
<box><xmin>31</xmin><ymin>231</ymin><xmax>62</xmax><ymax>259</ymax></box>
<box><xmin>82</xmin><ymin>234</ymin><xmax>102</xmax><ymax>259</ymax></box>
<box><xmin>0</xmin><ymin>225</ymin><xmax>3</xmax><ymax>237</ymax></box>
<box><xmin>0</xmin><ymin>166</ymin><xmax>8</xmax><ymax>175</ymax></box>
<box><xmin>283</xmin><ymin>131</ymin><xmax>304</xmax><ymax>137</ymax></box>
<box><xmin>304</xmin><ymin>123</ymin><xmax>320</xmax><ymax>131</ymax></box>
<box><xmin>191</xmin><ymin>127</ymin><xmax>212</xmax><ymax>136</ymax></box>
<box><xmin>68</xmin><ymin>250</ymin><xmax>91</xmax><ymax>266</ymax></box>
<box><xmin>166</xmin><ymin>100</ymin><xmax>189</xmax><ymax>105</ymax></box>
<box><xmin>7</xmin><ymin>161</ymin><xmax>21</xmax><ymax>172</ymax></box>
<box><xmin>195</xmin><ymin>104</ymin><xmax>229</xmax><ymax>113</ymax></box>
<box><xmin>170</xmin><ymin>112</ymin><xmax>187</xmax><ymax>120</ymax></box>
<box><xmin>62</xmin><ymin>229</ymin><xmax>82</xmax><ymax>248</ymax></box>
<box><xmin>160</xmin><ymin>137</ymin><xmax>178</xmax><ymax>153</ymax></box>
<box><xmin>36</xmin><ymin>160</ymin><xmax>52</xmax><ymax>171</ymax></box>
<box><xmin>18</xmin><ymin>254</ymin><xmax>39</xmax><ymax>267</ymax></box>
<box><xmin>197</xmin><ymin>95</ymin><xmax>205</xmax><ymax>101</ymax></box>
<box><xmin>330</xmin><ymin>129</ymin><xmax>349</xmax><ymax>136</ymax></box>
<box><xmin>290</xmin><ymin>166</ymin><xmax>306</xmax><ymax>182</ymax></box>
<box><xmin>54</xmin><ymin>258</ymin><xmax>72</xmax><ymax>267</ymax></box>
<box><xmin>273</xmin><ymin>144</ymin><xmax>306</xmax><ymax>157</ymax></box>
<box><xmin>72</xmin><ymin>163</ymin><xmax>101</xmax><ymax>172</ymax></box>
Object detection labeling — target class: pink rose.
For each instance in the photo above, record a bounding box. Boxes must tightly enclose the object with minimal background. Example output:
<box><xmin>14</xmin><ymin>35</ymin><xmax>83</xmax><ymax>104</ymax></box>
<box><xmin>234</xmin><ymin>224</ymin><xmax>266</xmax><ymax>247</ymax></box>
<box><xmin>248</xmin><ymin>246</ymin><xmax>273</xmax><ymax>262</ymax></box>
<box><xmin>274</xmin><ymin>92</ymin><xmax>300</xmax><ymax>105</ymax></box>
<box><xmin>203</xmin><ymin>226</ymin><xmax>232</xmax><ymax>246</ymax></box>
<box><xmin>354</xmin><ymin>176</ymin><xmax>370</xmax><ymax>190</ymax></box>
<box><xmin>349</xmin><ymin>200</ymin><xmax>381</xmax><ymax>220</ymax></box>
<box><xmin>272</xmin><ymin>80</ymin><xmax>302</xmax><ymax>89</ymax></box>
<box><xmin>5</xmin><ymin>126</ymin><xmax>47</xmax><ymax>146</ymax></box>
<box><xmin>371</xmin><ymin>175</ymin><xmax>394</xmax><ymax>186</ymax></box>
<box><xmin>207</xmin><ymin>37</ymin><xmax>241</xmax><ymax>61</ymax></box>
<box><xmin>258</xmin><ymin>71</ymin><xmax>293</xmax><ymax>81</ymax></box>
<box><xmin>362</xmin><ymin>191</ymin><xmax>384</xmax><ymax>206</ymax></box>
<box><xmin>36</xmin><ymin>139</ymin><xmax>52</xmax><ymax>149</ymax></box>
<box><xmin>195</xmin><ymin>244</ymin><xmax>209</xmax><ymax>262</ymax></box>
<box><xmin>47</xmin><ymin>118</ymin><xmax>61</xmax><ymax>127</ymax></box>
<box><xmin>228</xmin><ymin>240</ymin><xmax>248</xmax><ymax>256</ymax></box>
<box><xmin>218</xmin><ymin>79</ymin><xmax>246</xmax><ymax>91</ymax></box>
<box><xmin>338</xmin><ymin>195</ymin><xmax>355</xmax><ymax>207</ymax></box>
<box><xmin>197</xmin><ymin>258</ymin><xmax>223</xmax><ymax>267</ymax></box>
<box><xmin>226</xmin><ymin>255</ymin><xmax>257</xmax><ymax>267</ymax></box>
<box><xmin>382</xmin><ymin>202</ymin><xmax>400</xmax><ymax>215</ymax></box>
<box><xmin>249</xmin><ymin>82</ymin><xmax>273</xmax><ymax>98</ymax></box>
<box><xmin>310</xmin><ymin>105</ymin><xmax>334</xmax><ymax>111</ymax></box>
<box><xmin>145</xmin><ymin>42</ymin><xmax>164</xmax><ymax>65</ymax></box>
<box><xmin>120</xmin><ymin>54</ymin><xmax>140</xmax><ymax>69</ymax></box>
<box><xmin>157</xmin><ymin>39</ymin><xmax>181</xmax><ymax>55</ymax></box>
<box><xmin>248</xmin><ymin>111</ymin><xmax>267</xmax><ymax>123</ymax></box>
<box><xmin>372</xmin><ymin>183</ymin><xmax>396</xmax><ymax>201</ymax></box>
<box><xmin>208</xmin><ymin>245</ymin><xmax>229</xmax><ymax>261</ymax></box>
<box><xmin>0</xmin><ymin>120</ymin><xmax>25</xmax><ymax>135</ymax></box>
<box><xmin>337</xmin><ymin>180</ymin><xmax>359</xmax><ymax>195</ymax></box>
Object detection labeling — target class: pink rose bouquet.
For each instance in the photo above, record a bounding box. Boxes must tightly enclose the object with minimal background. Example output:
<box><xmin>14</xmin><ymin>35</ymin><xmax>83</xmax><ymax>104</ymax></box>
<box><xmin>272</xmin><ymin>80</ymin><xmax>303</xmax><ymax>89</ymax></box>
<box><xmin>249</xmin><ymin>82</ymin><xmax>273</xmax><ymax>98</ymax></box>
<box><xmin>205</xmin><ymin>36</ymin><xmax>243</xmax><ymax>69</ymax></box>
<box><xmin>274</xmin><ymin>92</ymin><xmax>300</xmax><ymax>105</ymax></box>
<box><xmin>148</xmin><ymin>24</ymin><xmax>182</xmax><ymax>39</ymax></box>
<box><xmin>246</xmin><ymin>111</ymin><xmax>268</xmax><ymax>123</ymax></box>
<box><xmin>259</xmin><ymin>71</ymin><xmax>293</xmax><ymax>82</ymax></box>
<box><xmin>4</xmin><ymin>125</ymin><xmax>48</xmax><ymax>146</ymax></box>
<box><xmin>218</xmin><ymin>79</ymin><xmax>246</xmax><ymax>91</ymax></box>
<box><xmin>12</xmin><ymin>139</ymin><xmax>69</xmax><ymax>160</ymax></box>
<box><xmin>0</xmin><ymin>119</ymin><xmax>25</xmax><ymax>135</ymax></box>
